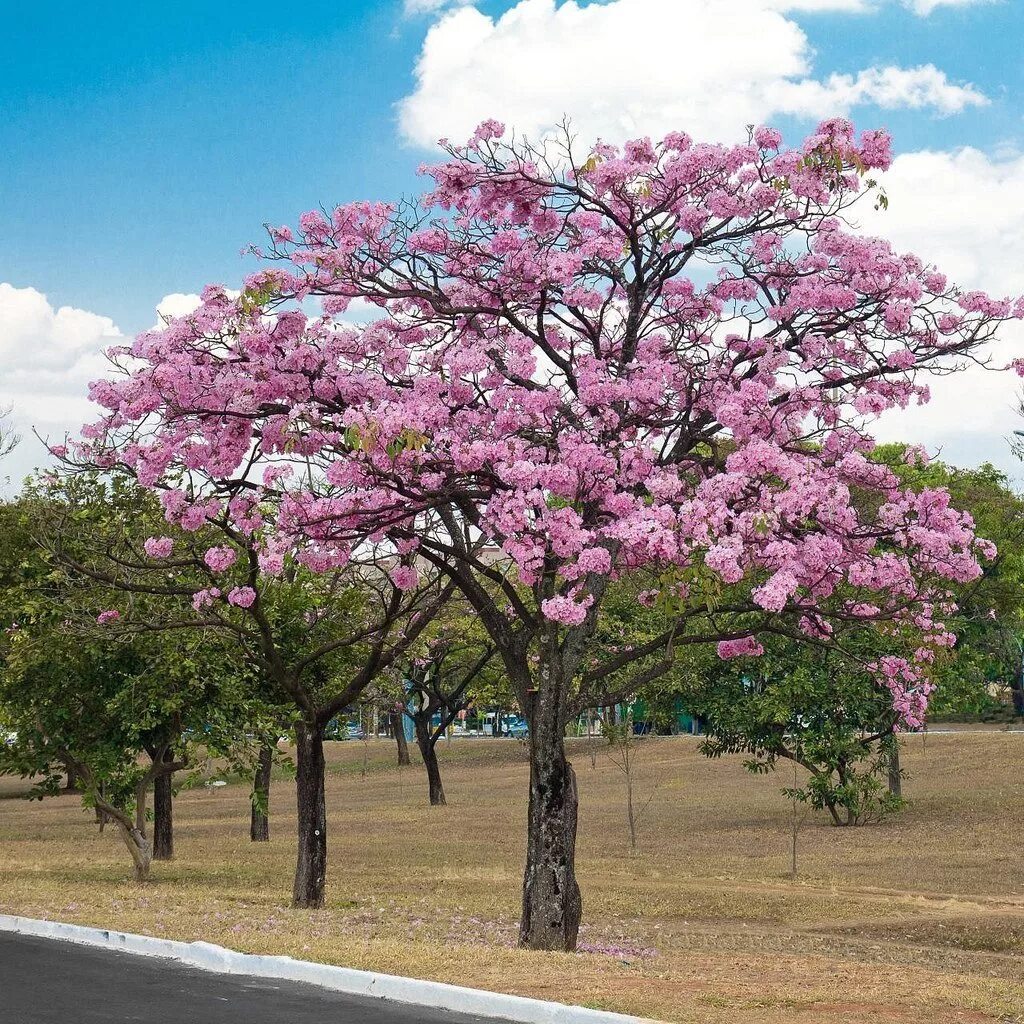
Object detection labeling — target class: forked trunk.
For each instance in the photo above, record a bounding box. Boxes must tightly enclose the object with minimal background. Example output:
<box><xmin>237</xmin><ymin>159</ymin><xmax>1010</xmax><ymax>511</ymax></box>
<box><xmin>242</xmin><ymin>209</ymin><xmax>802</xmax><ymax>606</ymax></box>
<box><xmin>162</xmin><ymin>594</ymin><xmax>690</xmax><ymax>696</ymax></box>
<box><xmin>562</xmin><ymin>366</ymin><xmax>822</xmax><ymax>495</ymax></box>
<box><xmin>414</xmin><ymin>718</ymin><xmax>446</xmax><ymax>805</ymax></box>
<box><xmin>97</xmin><ymin>792</ymin><xmax>152</xmax><ymax>882</ymax></box>
<box><xmin>250</xmin><ymin>743</ymin><xmax>273</xmax><ymax>843</ymax></box>
<box><xmin>117</xmin><ymin>821</ymin><xmax>153</xmax><ymax>882</ymax></box>
<box><xmin>519</xmin><ymin>696</ymin><xmax>581</xmax><ymax>951</ymax></box>
<box><xmin>152</xmin><ymin>764</ymin><xmax>174</xmax><ymax>860</ymax></box>
<box><xmin>292</xmin><ymin>719</ymin><xmax>327</xmax><ymax>908</ymax></box>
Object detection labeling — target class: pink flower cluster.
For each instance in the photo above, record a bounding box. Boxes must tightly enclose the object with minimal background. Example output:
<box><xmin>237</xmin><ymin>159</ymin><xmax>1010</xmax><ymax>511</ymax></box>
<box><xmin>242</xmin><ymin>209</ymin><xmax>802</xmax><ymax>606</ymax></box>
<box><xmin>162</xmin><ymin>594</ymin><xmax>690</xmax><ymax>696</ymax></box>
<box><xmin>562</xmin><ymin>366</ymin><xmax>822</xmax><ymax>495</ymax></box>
<box><xmin>203</xmin><ymin>546</ymin><xmax>237</xmax><ymax>572</ymax></box>
<box><xmin>143</xmin><ymin>536</ymin><xmax>174</xmax><ymax>559</ymax></box>
<box><xmin>717</xmin><ymin>636</ymin><xmax>764</xmax><ymax>659</ymax></box>
<box><xmin>228</xmin><ymin>586</ymin><xmax>257</xmax><ymax>608</ymax></box>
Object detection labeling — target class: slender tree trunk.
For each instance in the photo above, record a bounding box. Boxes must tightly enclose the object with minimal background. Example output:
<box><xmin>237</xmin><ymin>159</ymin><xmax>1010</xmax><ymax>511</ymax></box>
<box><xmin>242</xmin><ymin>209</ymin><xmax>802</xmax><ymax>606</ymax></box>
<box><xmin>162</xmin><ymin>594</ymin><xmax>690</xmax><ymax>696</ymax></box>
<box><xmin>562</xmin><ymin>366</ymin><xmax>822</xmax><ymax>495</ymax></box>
<box><xmin>789</xmin><ymin>762</ymin><xmax>801</xmax><ymax>879</ymax></box>
<box><xmin>114</xmin><ymin>818</ymin><xmax>153</xmax><ymax>882</ymax></box>
<box><xmin>250</xmin><ymin>743</ymin><xmax>273</xmax><ymax>842</ymax></box>
<box><xmin>887</xmin><ymin>737</ymin><xmax>902</xmax><ymax>798</ymax></box>
<box><xmin>414</xmin><ymin>718</ymin><xmax>446</xmax><ymax>805</ymax></box>
<box><xmin>292</xmin><ymin>718</ymin><xmax>327</xmax><ymax>909</ymax></box>
<box><xmin>63</xmin><ymin>759</ymin><xmax>81</xmax><ymax>793</ymax></box>
<box><xmin>391</xmin><ymin>712</ymin><xmax>411</xmax><ymax>767</ymax></box>
<box><xmin>625</xmin><ymin>762</ymin><xmax>637</xmax><ymax>854</ymax></box>
<box><xmin>152</xmin><ymin>756</ymin><xmax>174</xmax><ymax>861</ymax></box>
<box><xmin>519</xmin><ymin>693</ymin><xmax>582</xmax><ymax>951</ymax></box>
<box><xmin>100</xmin><ymin>783</ymin><xmax>152</xmax><ymax>882</ymax></box>
<box><xmin>96</xmin><ymin>781</ymin><xmax>108</xmax><ymax>831</ymax></box>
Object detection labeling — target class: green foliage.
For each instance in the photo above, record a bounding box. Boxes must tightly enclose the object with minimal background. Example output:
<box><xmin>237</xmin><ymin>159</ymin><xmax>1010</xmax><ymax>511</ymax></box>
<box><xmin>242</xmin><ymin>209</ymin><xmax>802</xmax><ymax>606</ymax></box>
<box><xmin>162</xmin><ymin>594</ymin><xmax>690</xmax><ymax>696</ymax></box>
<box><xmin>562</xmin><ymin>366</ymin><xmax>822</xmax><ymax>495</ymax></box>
<box><xmin>0</xmin><ymin>484</ymin><xmax>259</xmax><ymax>824</ymax></box>
<box><xmin>681</xmin><ymin>632</ymin><xmax>906</xmax><ymax>826</ymax></box>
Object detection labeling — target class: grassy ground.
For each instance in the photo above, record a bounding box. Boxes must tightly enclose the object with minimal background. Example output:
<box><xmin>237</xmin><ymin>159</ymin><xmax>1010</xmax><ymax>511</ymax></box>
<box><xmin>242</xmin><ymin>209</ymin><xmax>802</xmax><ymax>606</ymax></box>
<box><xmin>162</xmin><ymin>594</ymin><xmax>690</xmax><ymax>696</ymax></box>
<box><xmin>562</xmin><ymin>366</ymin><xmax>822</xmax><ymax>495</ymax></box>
<box><xmin>1</xmin><ymin>731</ymin><xmax>1022</xmax><ymax>1024</ymax></box>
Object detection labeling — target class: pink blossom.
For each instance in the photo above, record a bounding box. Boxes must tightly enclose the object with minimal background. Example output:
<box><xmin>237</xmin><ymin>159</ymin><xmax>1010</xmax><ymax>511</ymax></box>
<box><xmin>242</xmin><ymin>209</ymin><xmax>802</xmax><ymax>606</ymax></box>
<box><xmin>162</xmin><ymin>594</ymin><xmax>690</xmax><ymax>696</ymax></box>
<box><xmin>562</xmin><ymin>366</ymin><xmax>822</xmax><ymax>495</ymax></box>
<box><xmin>390</xmin><ymin>566</ymin><xmax>419</xmax><ymax>591</ymax></box>
<box><xmin>227</xmin><ymin>586</ymin><xmax>257</xmax><ymax>608</ymax></box>
<box><xmin>204</xmin><ymin>546</ymin><xmax>237</xmax><ymax>572</ymax></box>
<box><xmin>96</xmin><ymin>609</ymin><xmax>120</xmax><ymax>625</ymax></box>
<box><xmin>717</xmin><ymin>636</ymin><xmax>764</xmax><ymax>659</ymax></box>
<box><xmin>144</xmin><ymin>536</ymin><xmax>174</xmax><ymax>559</ymax></box>
<box><xmin>541</xmin><ymin>593</ymin><xmax>594</xmax><ymax>626</ymax></box>
<box><xmin>192</xmin><ymin>587</ymin><xmax>221</xmax><ymax>611</ymax></box>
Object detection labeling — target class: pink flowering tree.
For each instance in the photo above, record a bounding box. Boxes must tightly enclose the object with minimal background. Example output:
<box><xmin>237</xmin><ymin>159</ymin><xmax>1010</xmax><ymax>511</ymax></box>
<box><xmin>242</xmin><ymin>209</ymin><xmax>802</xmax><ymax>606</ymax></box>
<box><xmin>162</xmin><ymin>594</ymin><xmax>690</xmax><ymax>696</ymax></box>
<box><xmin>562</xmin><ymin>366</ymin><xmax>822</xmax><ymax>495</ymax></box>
<box><xmin>76</xmin><ymin>119</ymin><xmax>1018</xmax><ymax>949</ymax></box>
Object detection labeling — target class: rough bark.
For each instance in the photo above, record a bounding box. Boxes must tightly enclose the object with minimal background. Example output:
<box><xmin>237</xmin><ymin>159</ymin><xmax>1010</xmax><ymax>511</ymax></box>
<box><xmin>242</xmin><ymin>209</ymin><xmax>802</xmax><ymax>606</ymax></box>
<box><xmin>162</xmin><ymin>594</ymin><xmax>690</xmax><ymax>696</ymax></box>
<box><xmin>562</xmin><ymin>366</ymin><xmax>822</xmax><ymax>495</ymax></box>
<box><xmin>292</xmin><ymin>719</ymin><xmax>327</xmax><ymax>908</ymax></box>
<box><xmin>519</xmin><ymin>687</ymin><xmax>582</xmax><ymax>951</ymax></box>
<box><xmin>152</xmin><ymin>761</ymin><xmax>174</xmax><ymax>860</ymax></box>
<box><xmin>414</xmin><ymin>718</ymin><xmax>446</xmax><ymax>806</ymax></box>
<box><xmin>250</xmin><ymin>743</ymin><xmax>273</xmax><ymax>843</ymax></box>
<box><xmin>391</xmin><ymin>711</ymin><xmax>411</xmax><ymax>767</ymax></box>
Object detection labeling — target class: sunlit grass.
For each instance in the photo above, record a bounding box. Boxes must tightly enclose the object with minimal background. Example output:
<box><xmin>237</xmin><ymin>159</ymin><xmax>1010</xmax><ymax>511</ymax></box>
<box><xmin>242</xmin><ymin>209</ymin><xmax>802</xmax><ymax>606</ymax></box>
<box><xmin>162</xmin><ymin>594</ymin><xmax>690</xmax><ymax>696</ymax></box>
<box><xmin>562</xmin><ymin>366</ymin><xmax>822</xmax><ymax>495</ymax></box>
<box><xmin>2</xmin><ymin>731</ymin><xmax>1022</xmax><ymax>1024</ymax></box>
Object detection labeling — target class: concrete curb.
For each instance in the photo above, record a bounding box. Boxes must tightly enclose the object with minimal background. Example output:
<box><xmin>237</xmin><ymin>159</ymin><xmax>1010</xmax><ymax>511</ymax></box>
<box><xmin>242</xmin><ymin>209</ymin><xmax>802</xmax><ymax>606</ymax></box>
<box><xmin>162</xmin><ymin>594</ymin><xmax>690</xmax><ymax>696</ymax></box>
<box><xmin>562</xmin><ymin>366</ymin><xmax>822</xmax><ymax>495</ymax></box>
<box><xmin>0</xmin><ymin>915</ymin><xmax>654</xmax><ymax>1024</ymax></box>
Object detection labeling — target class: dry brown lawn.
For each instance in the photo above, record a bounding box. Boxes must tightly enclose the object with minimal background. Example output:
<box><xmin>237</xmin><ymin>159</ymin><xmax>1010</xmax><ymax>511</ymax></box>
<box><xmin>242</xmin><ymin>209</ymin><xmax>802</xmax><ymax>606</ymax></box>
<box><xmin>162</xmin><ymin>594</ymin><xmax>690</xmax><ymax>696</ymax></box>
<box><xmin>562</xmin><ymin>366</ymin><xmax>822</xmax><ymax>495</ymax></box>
<box><xmin>1</xmin><ymin>731</ymin><xmax>1022</xmax><ymax>1024</ymax></box>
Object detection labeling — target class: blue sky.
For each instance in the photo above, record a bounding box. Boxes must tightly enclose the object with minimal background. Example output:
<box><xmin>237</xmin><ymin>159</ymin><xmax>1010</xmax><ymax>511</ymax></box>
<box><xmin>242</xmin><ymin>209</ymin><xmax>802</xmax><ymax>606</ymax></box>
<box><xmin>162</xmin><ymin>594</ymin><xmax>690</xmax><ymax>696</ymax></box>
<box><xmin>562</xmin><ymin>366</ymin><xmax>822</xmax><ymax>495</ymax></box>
<box><xmin>1</xmin><ymin>0</ymin><xmax>1022</xmax><ymax>483</ymax></box>
<box><xmin>1</xmin><ymin>0</ymin><xmax>1018</xmax><ymax>332</ymax></box>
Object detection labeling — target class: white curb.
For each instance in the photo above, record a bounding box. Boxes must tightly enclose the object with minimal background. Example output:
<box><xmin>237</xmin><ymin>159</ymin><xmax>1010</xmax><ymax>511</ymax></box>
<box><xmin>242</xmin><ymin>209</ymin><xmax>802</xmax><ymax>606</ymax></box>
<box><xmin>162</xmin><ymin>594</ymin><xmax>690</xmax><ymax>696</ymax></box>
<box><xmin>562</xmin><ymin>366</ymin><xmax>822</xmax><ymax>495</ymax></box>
<box><xmin>0</xmin><ymin>915</ymin><xmax>657</xmax><ymax>1024</ymax></box>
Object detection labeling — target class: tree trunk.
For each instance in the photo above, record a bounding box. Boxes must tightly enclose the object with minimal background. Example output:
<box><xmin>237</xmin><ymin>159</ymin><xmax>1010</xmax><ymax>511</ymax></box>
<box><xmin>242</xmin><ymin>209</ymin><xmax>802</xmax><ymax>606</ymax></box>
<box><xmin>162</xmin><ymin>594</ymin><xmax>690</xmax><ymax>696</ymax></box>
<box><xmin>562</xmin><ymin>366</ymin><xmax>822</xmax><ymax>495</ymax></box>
<box><xmin>414</xmin><ymin>718</ymin><xmax>446</xmax><ymax>805</ymax></box>
<box><xmin>96</xmin><ymin>781</ymin><xmax>108</xmax><ymax>831</ymax></box>
<box><xmin>887</xmin><ymin>737</ymin><xmax>902</xmax><ymax>798</ymax></box>
<box><xmin>152</xmin><ymin>761</ymin><xmax>174</xmax><ymax>860</ymax></box>
<box><xmin>97</xmin><ymin>789</ymin><xmax>152</xmax><ymax>883</ymax></box>
<box><xmin>250</xmin><ymin>743</ymin><xmax>273</xmax><ymax>842</ymax></box>
<box><xmin>292</xmin><ymin>719</ymin><xmax>327</xmax><ymax>909</ymax></box>
<box><xmin>391</xmin><ymin>712</ymin><xmax>411</xmax><ymax>767</ymax></box>
<box><xmin>112</xmin><ymin>818</ymin><xmax>152</xmax><ymax>881</ymax></box>
<box><xmin>519</xmin><ymin>699</ymin><xmax>582</xmax><ymax>951</ymax></box>
<box><xmin>625</xmin><ymin>764</ymin><xmax>637</xmax><ymax>854</ymax></box>
<box><xmin>63</xmin><ymin>759</ymin><xmax>81</xmax><ymax>793</ymax></box>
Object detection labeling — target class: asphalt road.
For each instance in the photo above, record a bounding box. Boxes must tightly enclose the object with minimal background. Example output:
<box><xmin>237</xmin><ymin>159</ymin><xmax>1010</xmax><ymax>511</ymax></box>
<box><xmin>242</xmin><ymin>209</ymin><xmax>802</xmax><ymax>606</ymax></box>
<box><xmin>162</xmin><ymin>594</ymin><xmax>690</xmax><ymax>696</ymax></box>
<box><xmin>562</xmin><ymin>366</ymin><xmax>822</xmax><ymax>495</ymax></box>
<box><xmin>0</xmin><ymin>932</ymin><xmax>499</xmax><ymax>1024</ymax></box>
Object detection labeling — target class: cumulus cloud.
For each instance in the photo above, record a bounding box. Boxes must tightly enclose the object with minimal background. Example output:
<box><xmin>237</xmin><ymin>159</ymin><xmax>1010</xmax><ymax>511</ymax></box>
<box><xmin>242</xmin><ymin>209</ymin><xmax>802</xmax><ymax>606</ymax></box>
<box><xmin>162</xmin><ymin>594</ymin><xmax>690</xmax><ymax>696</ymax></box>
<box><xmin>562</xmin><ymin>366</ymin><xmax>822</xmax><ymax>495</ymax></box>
<box><xmin>0</xmin><ymin>283</ymin><xmax>122</xmax><ymax>487</ymax></box>
<box><xmin>152</xmin><ymin>292</ymin><xmax>203</xmax><ymax>328</ymax></box>
<box><xmin>397</xmin><ymin>0</ymin><xmax>987</xmax><ymax>149</ymax></box>
<box><xmin>0</xmin><ymin>285</ymin><xmax>178</xmax><ymax>490</ymax></box>
<box><xmin>857</xmin><ymin>150</ymin><xmax>1024</xmax><ymax>474</ymax></box>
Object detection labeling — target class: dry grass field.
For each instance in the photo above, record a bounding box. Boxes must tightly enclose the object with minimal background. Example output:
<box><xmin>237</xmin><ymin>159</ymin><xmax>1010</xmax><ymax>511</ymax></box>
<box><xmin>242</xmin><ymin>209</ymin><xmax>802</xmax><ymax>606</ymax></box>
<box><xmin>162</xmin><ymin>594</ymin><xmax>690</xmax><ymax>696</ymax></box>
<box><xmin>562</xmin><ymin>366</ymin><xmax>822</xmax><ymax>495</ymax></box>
<box><xmin>1</xmin><ymin>731</ymin><xmax>1022</xmax><ymax>1024</ymax></box>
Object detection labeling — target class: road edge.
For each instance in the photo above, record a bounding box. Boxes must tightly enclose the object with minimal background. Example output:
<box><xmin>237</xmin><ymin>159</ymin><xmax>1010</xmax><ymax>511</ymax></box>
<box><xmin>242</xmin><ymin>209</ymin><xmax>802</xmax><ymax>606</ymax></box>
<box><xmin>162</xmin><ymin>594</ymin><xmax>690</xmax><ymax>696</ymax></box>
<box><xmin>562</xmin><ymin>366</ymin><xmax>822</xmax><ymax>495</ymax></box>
<box><xmin>0</xmin><ymin>914</ymin><xmax>656</xmax><ymax>1024</ymax></box>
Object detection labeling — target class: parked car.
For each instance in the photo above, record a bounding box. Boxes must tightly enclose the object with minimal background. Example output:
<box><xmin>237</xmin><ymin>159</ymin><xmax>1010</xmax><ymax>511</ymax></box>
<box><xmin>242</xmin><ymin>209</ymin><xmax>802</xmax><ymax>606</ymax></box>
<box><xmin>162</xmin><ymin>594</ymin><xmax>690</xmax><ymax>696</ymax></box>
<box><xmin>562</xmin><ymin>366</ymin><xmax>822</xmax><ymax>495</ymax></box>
<box><xmin>324</xmin><ymin>718</ymin><xmax>364</xmax><ymax>741</ymax></box>
<box><xmin>481</xmin><ymin>713</ymin><xmax>529</xmax><ymax>737</ymax></box>
<box><xmin>504</xmin><ymin>716</ymin><xmax>529</xmax><ymax>739</ymax></box>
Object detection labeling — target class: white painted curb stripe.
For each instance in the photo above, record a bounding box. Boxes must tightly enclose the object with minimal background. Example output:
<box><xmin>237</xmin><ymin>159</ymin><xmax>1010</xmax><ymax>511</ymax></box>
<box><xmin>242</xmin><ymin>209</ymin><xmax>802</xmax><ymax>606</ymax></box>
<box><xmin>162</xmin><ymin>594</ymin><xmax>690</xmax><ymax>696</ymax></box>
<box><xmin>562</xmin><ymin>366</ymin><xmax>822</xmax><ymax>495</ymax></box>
<box><xmin>0</xmin><ymin>915</ymin><xmax>656</xmax><ymax>1024</ymax></box>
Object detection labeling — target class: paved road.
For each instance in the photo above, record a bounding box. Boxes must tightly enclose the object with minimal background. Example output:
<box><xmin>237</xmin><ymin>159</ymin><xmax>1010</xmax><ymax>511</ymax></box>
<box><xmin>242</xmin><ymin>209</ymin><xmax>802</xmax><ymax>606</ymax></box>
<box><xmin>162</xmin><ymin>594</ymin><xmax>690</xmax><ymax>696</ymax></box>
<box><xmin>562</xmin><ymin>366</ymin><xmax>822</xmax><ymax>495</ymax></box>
<box><xmin>0</xmin><ymin>932</ymin><xmax>498</xmax><ymax>1023</ymax></box>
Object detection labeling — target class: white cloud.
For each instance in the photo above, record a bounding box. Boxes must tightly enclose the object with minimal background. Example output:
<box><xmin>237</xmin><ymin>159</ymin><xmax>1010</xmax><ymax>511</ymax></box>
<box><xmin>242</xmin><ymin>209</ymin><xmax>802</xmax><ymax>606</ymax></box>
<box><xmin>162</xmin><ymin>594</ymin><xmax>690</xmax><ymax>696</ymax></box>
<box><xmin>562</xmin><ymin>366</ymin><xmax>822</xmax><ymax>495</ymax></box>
<box><xmin>779</xmin><ymin>64</ymin><xmax>986</xmax><ymax>116</ymax></box>
<box><xmin>860</xmin><ymin>148</ymin><xmax>1024</xmax><ymax>298</ymax></box>
<box><xmin>403</xmin><ymin>0</ymin><xmax>476</xmax><ymax>14</ymax></box>
<box><xmin>0</xmin><ymin>285</ymin><xmax>188</xmax><ymax>491</ymax></box>
<box><xmin>0</xmin><ymin>283</ymin><xmax>121</xmax><ymax>488</ymax></box>
<box><xmin>902</xmin><ymin>0</ymin><xmax>996</xmax><ymax>15</ymax></box>
<box><xmin>397</xmin><ymin>0</ymin><xmax>987</xmax><ymax>149</ymax></box>
<box><xmin>152</xmin><ymin>292</ymin><xmax>203</xmax><ymax>328</ymax></box>
<box><xmin>857</xmin><ymin>149</ymin><xmax>1024</xmax><ymax>475</ymax></box>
